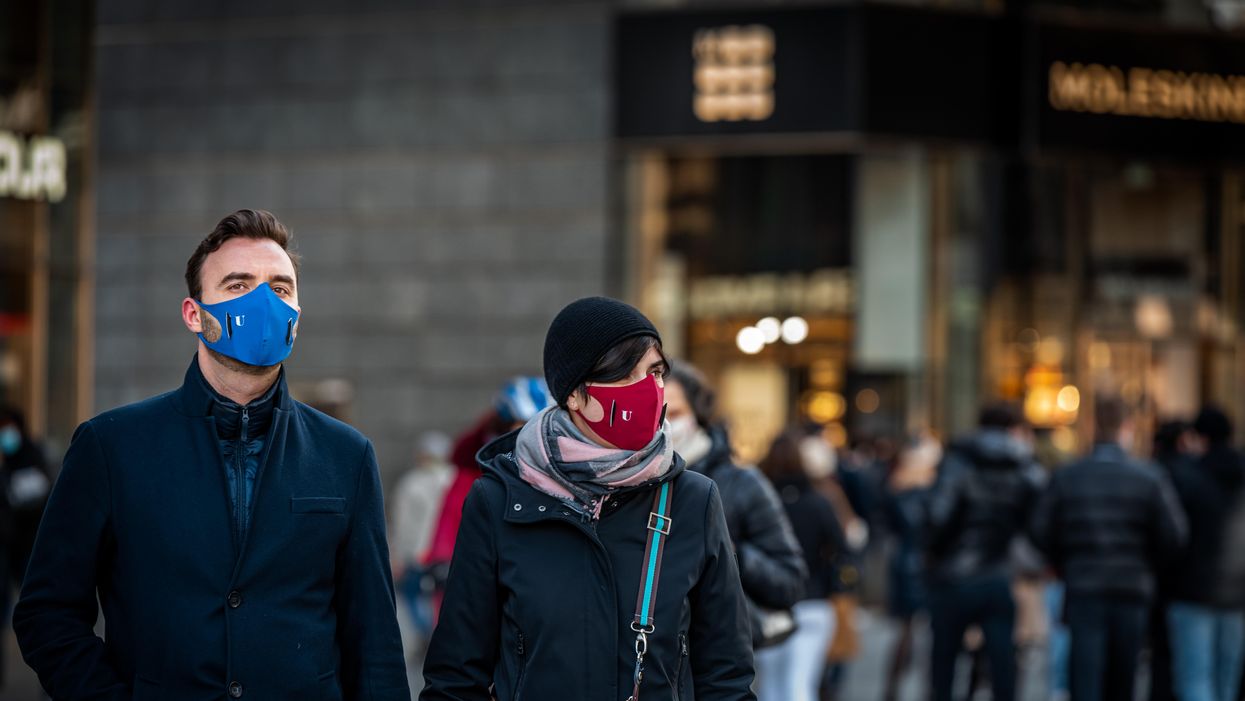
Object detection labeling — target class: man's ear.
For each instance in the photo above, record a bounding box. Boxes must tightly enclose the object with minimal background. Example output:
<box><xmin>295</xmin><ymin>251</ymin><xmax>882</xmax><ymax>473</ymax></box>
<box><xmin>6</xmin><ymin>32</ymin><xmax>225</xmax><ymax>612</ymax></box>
<box><xmin>182</xmin><ymin>298</ymin><xmax>203</xmax><ymax>334</ymax></box>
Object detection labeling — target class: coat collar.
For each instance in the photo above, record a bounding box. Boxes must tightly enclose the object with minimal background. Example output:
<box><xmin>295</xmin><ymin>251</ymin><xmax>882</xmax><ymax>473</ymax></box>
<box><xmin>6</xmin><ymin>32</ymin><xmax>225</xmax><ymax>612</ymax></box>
<box><xmin>1090</xmin><ymin>442</ymin><xmax>1128</xmax><ymax>462</ymax></box>
<box><xmin>173</xmin><ymin>354</ymin><xmax>293</xmax><ymax>418</ymax></box>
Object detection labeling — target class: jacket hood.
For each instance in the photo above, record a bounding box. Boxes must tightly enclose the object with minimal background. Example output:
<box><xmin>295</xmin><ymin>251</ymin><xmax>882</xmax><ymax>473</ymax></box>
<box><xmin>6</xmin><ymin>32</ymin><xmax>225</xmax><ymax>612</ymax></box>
<box><xmin>952</xmin><ymin>429</ymin><xmax>1031</xmax><ymax>469</ymax></box>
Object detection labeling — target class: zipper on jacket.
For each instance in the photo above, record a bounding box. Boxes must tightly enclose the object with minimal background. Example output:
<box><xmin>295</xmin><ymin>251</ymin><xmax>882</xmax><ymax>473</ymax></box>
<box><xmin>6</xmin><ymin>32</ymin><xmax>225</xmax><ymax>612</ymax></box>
<box><xmin>675</xmin><ymin>632</ymin><xmax>689</xmax><ymax>698</ymax></box>
<box><xmin>514</xmin><ymin>631</ymin><xmax>529</xmax><ymax>699</ymax></box>
<box><xmin>235</xmin><ymin>406</ymin><xmax>249</xmax><ymax>542</ymax></box>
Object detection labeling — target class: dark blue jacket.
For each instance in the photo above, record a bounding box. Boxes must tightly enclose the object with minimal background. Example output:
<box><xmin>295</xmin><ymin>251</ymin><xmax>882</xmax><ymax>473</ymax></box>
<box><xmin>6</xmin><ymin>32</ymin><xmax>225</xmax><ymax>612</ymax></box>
<box><xmin>13</xmin><ymin>358</ymin><xmax>409</xmax><ymax>701</ymax></box>
<box><xmin>420</xmin><ymin>431</ymin><xmax>756</xmax><ymax>701</ymax></box>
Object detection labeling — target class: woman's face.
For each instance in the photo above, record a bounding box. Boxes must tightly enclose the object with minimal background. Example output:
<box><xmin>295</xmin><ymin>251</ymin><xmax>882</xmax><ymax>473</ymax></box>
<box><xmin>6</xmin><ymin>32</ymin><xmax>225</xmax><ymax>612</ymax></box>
<box><xmin>574</xmin><ymin>345</ymin><xmax>667</xmax><ymax>422</ymax></box>
<box><xmin>664</xmin><ymin>379</ymin><xmax>692</xmax><ymax>425</ymax></box>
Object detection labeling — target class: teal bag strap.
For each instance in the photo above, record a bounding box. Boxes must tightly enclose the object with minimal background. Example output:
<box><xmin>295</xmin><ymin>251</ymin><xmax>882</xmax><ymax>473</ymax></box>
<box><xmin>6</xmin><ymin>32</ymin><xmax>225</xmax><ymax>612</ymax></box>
<box><xmin>627</xmin><ymin>479</ymin><xmax>675</xmax><ymax>701</ymax></box>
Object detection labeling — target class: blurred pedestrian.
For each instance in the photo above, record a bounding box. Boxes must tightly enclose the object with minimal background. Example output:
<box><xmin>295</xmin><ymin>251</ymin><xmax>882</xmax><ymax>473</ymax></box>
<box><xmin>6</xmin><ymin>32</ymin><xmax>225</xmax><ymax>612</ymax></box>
<box><xmin>1030</xmin><ymin>397</ymin><xmax>1187</xmax><ymax>701</ymax></box>
<box><xmin>1150</xmin><ymin>419</ymin><xmax>1198</xmax><ymax>701</ymax></box>
<box><xmin>804</xmin><ymin>431</ymin><xmax>868</xmax><ymax>701</ymax></box>
<box><xmin>13</xmin><ymin>210</ymin><xmax>409</xmax><ymax>699</ymax></box>
<box><xmin>421</xmin><ymin>377</ymin><xmax>552</xmax><ymax>605</ymax></box>
<box><xmin>1165</xmin><ymin>407</ymin><xmax>1245</xmax><ymax>701</ymax></box>
<box><xmin>389</xmin><ymin>431</ymin><xmax>455</xmax><ymax>681</ymax></box>
<box><xmin>0</xmin><ymin>404</ymin><xmax>51</xmax><ymax>690</ymax></box>
<box><xmin>880</xmin><ymin>434</ymin><xmax>941</xmax><ymax>701</ymax></box>
<box><xmin>757</xmin><ymin>430</ymin><xmax>847</xmax><ymax>701</ymax></box>
<box><xmin>420</xmin><ymin>297</ymin><xmax>755</xmax><ymax>700</ymax></box>
<box><xmin>666</xmin><ymin>362</ymin><xmax>807</xmax><ymax>649</ymax></box>
<box><xmin>925</xmin><ymin>405</ymin><xmax>1045</xmax><ymax>701</ymax></box>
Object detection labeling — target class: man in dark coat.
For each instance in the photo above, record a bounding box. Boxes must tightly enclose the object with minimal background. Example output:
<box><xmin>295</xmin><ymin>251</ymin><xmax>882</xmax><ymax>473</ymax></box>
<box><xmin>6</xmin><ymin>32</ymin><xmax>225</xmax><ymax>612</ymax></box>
<box><xmin>1165</xmin><ymin>406</ymin><xmax>1245</xmax><ymax>701</ymax></box>
<box><xmin>14</xmin><ymin>210</ymin><xmax>409</xmax><ymax>700</ymax></box>
<box><xmin>924</xmin><ymin>404</ymin><xmax>1046</xmax><ymax>701</ymax></box>
<box><xmin>1030</xmin><ymin>396</ymin><xmax>1187</xmax><ymax>701</ymax></box>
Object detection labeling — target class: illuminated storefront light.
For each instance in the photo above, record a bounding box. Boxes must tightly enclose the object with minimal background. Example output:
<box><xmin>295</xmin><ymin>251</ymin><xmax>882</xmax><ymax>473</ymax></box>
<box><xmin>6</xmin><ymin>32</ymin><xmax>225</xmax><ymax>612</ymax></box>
<box><xmin>756</xmin><ymin>316</ymin><xmax>781</xmax><ymax>344</ymax></box>
<box><xmin>781</xmin><ymin>316</ymin><xmax>809</xmax><ymax>344</ymax></box>
<box><xmin>736</xmin><ymin>326</ymin><xmax>766</xmax><ymax>354</ymax></box>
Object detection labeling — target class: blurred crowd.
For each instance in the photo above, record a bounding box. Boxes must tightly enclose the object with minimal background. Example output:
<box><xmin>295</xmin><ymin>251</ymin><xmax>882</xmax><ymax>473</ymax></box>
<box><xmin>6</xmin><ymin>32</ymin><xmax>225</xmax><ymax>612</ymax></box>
<box><xmin>387</xmin><ymin>367</ymin><xmax>1245</xmax><ymax>701</ymax></box>
<box><xmin>3</xmin><ymin>359</ymin><xmax>1244</xmax><ymax>701</ymax></box>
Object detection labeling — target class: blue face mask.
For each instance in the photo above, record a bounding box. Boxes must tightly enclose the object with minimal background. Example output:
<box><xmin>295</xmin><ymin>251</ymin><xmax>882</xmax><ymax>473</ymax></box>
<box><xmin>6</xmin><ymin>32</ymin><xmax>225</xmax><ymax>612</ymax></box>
<box><xmin>0</xmin><ymin>425</ymin><xmax>20</xmax><ymax>456</ymax></box>
<box><xmin>197</xmin><ymin>283</ymin><xmax>300</xmax><ymax>367</ymax></box>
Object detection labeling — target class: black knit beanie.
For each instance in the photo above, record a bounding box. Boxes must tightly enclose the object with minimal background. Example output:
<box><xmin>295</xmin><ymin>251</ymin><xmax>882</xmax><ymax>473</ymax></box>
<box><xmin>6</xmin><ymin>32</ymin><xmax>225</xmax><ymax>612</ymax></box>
<box><xmin>543</xmin><ymin>297</ymin><xmax>661</xmax><ymax>406</ymax></box>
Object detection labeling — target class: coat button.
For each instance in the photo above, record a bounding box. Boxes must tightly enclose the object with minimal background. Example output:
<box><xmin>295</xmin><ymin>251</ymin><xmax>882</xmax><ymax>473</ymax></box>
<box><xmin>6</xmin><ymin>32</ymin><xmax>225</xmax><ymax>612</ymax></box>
<box><xmin>513</xmin><ymin>503</ymin><xmax>522</xmax><ymax>511</ymax></box>
<box><xmin>538</xmin><ymin>505</ymin><xmax>547</xmax><ymax>512</ymax></box>
<box><xmin>229</xmin><ymin>681</ymin><xmax>243</xmax><ymax>698</ymax></box>
<box><xmin>227</xmin><ymin>590</ymin><xmax>242</xmax><ymax>609</ymax></box>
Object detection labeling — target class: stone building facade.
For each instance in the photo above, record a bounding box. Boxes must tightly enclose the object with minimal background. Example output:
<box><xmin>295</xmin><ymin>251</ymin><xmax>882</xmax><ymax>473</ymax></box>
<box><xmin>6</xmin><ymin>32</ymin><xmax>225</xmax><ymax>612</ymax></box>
<box><xmin>94</xmin><ymin>1</ymin><xmax>616</xmax><ymax>478</ymax></box>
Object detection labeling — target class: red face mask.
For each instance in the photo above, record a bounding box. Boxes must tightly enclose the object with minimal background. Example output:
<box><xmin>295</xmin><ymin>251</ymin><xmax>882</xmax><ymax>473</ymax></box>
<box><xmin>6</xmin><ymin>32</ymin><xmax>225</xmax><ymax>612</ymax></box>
<box><xmin>579</xmin><ymin>374</ymin><xmax>667</xmax><ymax>451</ymax></box>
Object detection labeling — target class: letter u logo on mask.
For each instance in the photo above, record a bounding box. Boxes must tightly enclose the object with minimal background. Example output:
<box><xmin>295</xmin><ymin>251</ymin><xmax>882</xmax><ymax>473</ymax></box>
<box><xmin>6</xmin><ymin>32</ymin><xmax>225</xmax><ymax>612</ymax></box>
<box><xmin>235</xmin><ymin>315</ymin><xmax>246</xmax><ymax>327</ymax></box>
<box><xmin>621</xmin><ymin>410</ymin><xmax>634</xmax><ymax>422</ymax></box>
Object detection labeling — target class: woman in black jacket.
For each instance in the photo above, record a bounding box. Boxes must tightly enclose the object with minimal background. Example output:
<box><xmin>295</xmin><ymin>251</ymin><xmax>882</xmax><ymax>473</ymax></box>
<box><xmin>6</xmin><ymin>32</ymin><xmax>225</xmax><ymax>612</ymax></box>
<box><xmin>665</xmin><ymin>362</ymin><xmax>806</xmax><ymax>647</ymax></box>
<box><xmin>421</xmin><ymin>297</ymin><xmax>755</xmax><ymax>701</ymax></box>
<box><xmin>755</xmin><ymin>430</ymin><xmax>847</xmax><ymax>701</ymax></box>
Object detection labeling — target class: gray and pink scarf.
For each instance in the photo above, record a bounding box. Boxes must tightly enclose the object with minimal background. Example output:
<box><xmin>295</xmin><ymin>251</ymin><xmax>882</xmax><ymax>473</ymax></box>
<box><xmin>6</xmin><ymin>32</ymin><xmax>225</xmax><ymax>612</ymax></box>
<box><xmin>513</xmin><ymin>406</ymin><xmax>675</xmax><ymax>519</ymax></box>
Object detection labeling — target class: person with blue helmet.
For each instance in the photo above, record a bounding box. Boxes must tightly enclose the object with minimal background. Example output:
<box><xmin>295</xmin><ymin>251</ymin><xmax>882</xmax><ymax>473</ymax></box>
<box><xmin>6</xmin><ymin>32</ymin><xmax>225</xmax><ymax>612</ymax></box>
<box><xmin>422</xmin><ymin>376</ymin><xmax>553</xmax><ymax>590</ymax></box>
<box><xmin>495</xmin><ymin>376</ymin><xmax>555</xmax><ymax>427</ymax></box>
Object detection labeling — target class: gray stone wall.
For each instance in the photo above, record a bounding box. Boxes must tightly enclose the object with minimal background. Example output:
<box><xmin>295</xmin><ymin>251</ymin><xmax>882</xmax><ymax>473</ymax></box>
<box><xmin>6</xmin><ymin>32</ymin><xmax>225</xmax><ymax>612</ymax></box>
<box><xmin>94</xmin><ymin>1</ymin><xmax>613</xmax><ymax>480</ymax></box>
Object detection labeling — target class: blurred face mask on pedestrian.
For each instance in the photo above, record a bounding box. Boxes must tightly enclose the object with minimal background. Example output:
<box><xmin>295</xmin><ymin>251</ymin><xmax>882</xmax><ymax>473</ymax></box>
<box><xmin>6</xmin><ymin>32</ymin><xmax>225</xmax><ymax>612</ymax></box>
<box><xmin>569</xmin><ymin>345</ymin><xmax>667</xmax><ymax>451</ymax></box>
<box><xmin>663</xmin><ymin>379</ymin><xmax>701</xmax><ymax>452</ymax></box>
<box><xmin>182</xmin><ymin>237</ymin><xmax>301</xmax><ymax>373</ymax></box>
<box><xmin>0</xmin><ymin>423</ymin><xmax>20</xmax><ymax>455</ymax></box>
<box><xmin>800</xmin><ymin>435</ymin><xmax>838</xmax><ymax>480</ymax></box>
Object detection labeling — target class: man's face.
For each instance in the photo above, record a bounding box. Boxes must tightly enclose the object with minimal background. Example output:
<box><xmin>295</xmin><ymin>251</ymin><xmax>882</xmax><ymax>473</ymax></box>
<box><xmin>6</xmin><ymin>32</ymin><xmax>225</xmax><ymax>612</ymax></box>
<box><xmin>182</xmin><ymin>237</ymin><xmax>300</xmax><ymax>370</ymax></box>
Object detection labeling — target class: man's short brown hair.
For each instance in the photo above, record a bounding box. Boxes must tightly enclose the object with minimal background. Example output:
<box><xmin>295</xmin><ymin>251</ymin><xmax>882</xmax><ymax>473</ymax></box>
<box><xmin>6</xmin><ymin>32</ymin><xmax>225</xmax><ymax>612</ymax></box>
<box><xmin>185</xmin><ymin>209</ymin><xmax>301</xmax><ymax>299</ymax></box>
<box><xmin>1095</xmin><ymin>395</ymin><xmax>1128</xmax><ymax>443</ymax></box>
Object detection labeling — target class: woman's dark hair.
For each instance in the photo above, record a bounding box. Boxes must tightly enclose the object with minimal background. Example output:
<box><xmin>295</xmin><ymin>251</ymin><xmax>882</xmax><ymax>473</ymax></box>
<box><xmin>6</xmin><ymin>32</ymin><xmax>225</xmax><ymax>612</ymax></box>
<box><xmin>759</xmin><ymin>430</ymin><xmax>807</xmax><ymax>482</ymax></box>
<box><xmin>668</xmin><ymin>361</ymin><xmax>717</xmax><ymax>430</ymax></box>
<box><xmin>1153</xmin><ymin>419</ymin><xmax>1189</xmax><ymax>458</ymax></box>
<box><xmin>568</xmin><ymin>334</ymin><xmax>669</xmax><ymax>408</ymax></box>
<box><xmin>1194</xmin><ymin>405</ymin><xmax>1233</xmax><ymax>445</ymax></box>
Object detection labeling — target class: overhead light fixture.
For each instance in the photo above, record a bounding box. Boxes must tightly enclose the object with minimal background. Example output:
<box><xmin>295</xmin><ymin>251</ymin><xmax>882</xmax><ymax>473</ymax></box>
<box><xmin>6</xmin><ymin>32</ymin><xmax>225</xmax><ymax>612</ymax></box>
<box><xmin>736</xmin><ymin>326</ymin><xmax>765</xmax><ymax>354</ymax></box>
<box><xmin>756</xmin><ymin>316</ymin><xmax>781</xmax><ymax>344</ymax></box>
<box><xmin>781</xmin><ymin>316</ymin><xmax>809</xmax><ymax>344</ymax></box>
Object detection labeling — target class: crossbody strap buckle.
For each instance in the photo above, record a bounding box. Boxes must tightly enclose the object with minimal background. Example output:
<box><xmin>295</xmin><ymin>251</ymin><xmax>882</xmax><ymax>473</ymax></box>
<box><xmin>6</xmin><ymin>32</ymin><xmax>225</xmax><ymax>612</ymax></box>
<box><xmin>646</xmin><ymin>512</ymin><xmax>672</xmax><ymax>535</ymax></box>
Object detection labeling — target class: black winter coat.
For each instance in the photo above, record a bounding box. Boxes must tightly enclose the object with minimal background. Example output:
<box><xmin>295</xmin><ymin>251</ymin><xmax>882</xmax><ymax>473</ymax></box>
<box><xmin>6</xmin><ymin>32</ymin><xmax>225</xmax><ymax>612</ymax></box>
<box><xmin>1166</xmin><ymin>445</ymin><xmax>1245</xmax><ymax>607</ymax></box>
<box><xmin>687</xmin><ymin>426</ymin><xmax>806</xmax><ymax>612</ymax></box>
<box><xmin>13</xmin><ymin>358</ymin><xmax>408</xmax><ymax>701</ymax></box>
<box><xmin>1029</xmin><ymin>443</ymin><xmax>1188</xmax><ymax>602</ymax></box>
<box><xmin>926</xmin><ymin>430</ymin><xmax>1046</xmax><ymax>583</ymax></box>
<box><xmin>420</xmin><ymin>432</ymin><xmax>756</xmax><ymax>701</ymax></box>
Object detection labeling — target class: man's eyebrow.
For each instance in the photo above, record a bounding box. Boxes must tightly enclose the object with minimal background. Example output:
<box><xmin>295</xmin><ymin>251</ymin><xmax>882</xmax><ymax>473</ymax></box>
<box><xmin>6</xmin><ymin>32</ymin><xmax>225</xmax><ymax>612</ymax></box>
<box><xmin>269</xmin><ymin>274</ymin><xmax>296</xmax><ymax>288</ymax></box>
<box><xmin>218</xmin><ymin>272</ymin><xmax>256</xmax><ymax>287</ymax></box>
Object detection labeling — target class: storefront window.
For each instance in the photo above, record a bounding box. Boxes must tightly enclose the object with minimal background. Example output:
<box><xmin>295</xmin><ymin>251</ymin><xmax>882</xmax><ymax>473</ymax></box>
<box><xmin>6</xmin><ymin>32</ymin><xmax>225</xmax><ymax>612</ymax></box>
<box><xmin>0</xmin><ymin>0</ymin><xmax>92</xmax><ymax>457</ymax></box>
